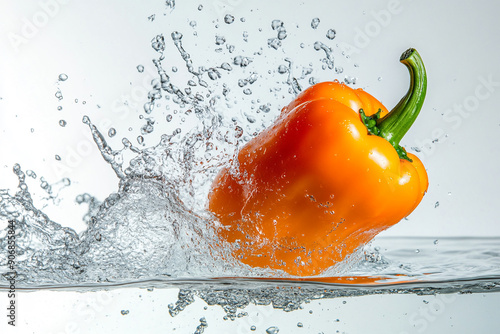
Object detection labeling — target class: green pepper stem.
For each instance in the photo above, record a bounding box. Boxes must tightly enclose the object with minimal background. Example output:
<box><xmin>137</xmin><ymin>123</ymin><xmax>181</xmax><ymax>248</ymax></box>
<box><xmin>378</xmin><ymin>48</ymin><xmax>427</xmax><ymax>148</ymax></box>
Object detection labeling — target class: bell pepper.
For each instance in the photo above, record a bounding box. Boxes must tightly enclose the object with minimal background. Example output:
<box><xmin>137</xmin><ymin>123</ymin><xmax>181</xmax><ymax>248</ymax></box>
<box><xmin>208</xmin><ymin>48</ymin><xmax>428</xmax><ymax>276</ymax></box>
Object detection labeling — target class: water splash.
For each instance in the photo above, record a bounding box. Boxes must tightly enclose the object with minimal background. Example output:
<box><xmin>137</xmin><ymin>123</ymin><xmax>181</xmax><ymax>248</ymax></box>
<box><xmin>2</xmin><ymin>12</ymin><xmax>499</xmax><ymax>327</ymax></box>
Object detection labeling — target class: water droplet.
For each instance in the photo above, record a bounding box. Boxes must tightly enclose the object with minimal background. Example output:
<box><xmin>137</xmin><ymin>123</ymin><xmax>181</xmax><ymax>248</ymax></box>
<box><xmin>271</xmin><ymin>19</ymin><xmax>283</xmax><ymax>30</ymax></box>
<box><xmin>278</xmin><ymin>65</ymin><xmax>288</xmax><ymax>74</ymax></box>
<box><xmin>58</xmin><ymin>73</ymin><xmax>68</xmax><ymax>81</ymax></box>
<box><xmin>235</xmin><ymin>126</ymin><xmax>243</xmax><ymax>138</ymax></box>
<box><xmin>415</xmin><ymin>249</ymin><xmax>420</xmax><ymax>253</ymax></box>
<box><xmin>215</xmin><ymin>35</ymin><xmax>226</xmax><ymax>45</ymax></box>
<box><xmin>30</xmin><ymin>128</ymin><xmax>35</xmax><ymax>133</ymax></box>
<box><xmin>250</xmin><ymin>326</ymin><xmax>256</xmax><ymax>331</ymax></box>
<box><xmin>137</xmin><ymin>65</ymin><xmax>144</xmax><ymax>73</ymax></box>
<box><xmin>59</xmin><ymin>120</ymin><xmax>67</xmax><ymax>127</ymax></box>
<box><xmin>311</xmin><ymin>17</ymin><xmax>320</xmax><ymax>29</ymax></box>
<box><xmin>108</xmin><ymin>128</ymin><xmax>116</xmax><ymax>137</ymax></box>
<box><xmin>151</xmin><ymin>34</ymin><xmax>165</xmax><ymax>52</ymax></box>
<box><xmin>55</xmin><ymin>90</ymin><xmax>63</xmax><ymax>101</ymax></box>
<box><xmin>172</xmin><ymin>66</ymin><xmax>178</xmax><ymax>72</ymax></box>
<box><xmin>326</xmin><ymin>29</ymin><xmax>336</xmax><ymax>39</ymax></box>
<box><xmin>189</xmin><ymin>20</ymin><xmax>197</xmax><ymax>28</ymax></box>
<box><xmin>148</xmin><ymin>14</ymin><xmax>155</xmax><ymax>21</ymax></box>
<box><xmin>297</xmin><ymin>322</ymin><xmax>303</xmax><ymax>328</ymax></box>
<box><xmin>434</xmin><ymin>239</ymin><xmax>439</xmax><ymax>245</ymax></box>
<box><xmin>166</xmin><ymin>115</ymin><xmax>173</xmax><ymax>122</ymax></box>
<box><xmin>344</xmin><ymin>76</ymin><xmax>357</xmax><ymax>85</ymax></box>
<box><xmin>243</xmin><ymin>88</ymin><xmax>252</xmax><ymax>95</ymax></box>
<box><xmin>277</xmin><ymin>30</ymin><xmax>287</xmax><ymax>40</ymax></box>
<box><xmin>121</xmin><ymin>310</ymin><xmax>129</xmax><ymax>315</ymax></box>
<box><xmin>266</xmin><ymin>327</ymin><xmax>279</xmax><ymax>334</ymax></box>
<box><xmin>137</xmin><ymin>136</ymin><xmax>144</xmax><ymax>145</ymax></box>
<box><xmin>198</xmin><ymin>4</ymin><xmax>203</xmax><ymax>10</ymax></box>
<box><xmin>240</xmin><ymin>17</ymin><xmax>246</xmax><ymax>22</ymax></box>
<box><xmin>224</xmin><ymin>14</ymin><xmax>235</xmax><ymax>24</ymax></box>
<box><xmin>434</xmin><ymin>201</ymin><xmax>440</xmax><ymax>208</ymax></box>
<box><xmin>268</xmin><ymin>38</ymin><xmax>281</xmax><ymax>50</ymax></box>
<box><xmin>220</xmin><ymin>62</ymin><xmax>232</xmax><ymax>71</ymax></box>
<box><xmin>233</xmin><ymin>56</ymin><xmax>252</xmax><ymax>67</ymax></box>
<box><xmin>55</xmin><ymin>155</ymin><xmax>61</xmax><ymax>161</ymax></box>
<box><xmin>26</xmin><ymin>170</ymin><xmax>37</xmax><ymax>179</ymax></box>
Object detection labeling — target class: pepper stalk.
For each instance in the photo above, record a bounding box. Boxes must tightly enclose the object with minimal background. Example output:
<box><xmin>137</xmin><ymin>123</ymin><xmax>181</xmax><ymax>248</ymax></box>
<box><xmin>362</xmin><ymin>48</ymin><xmax>427</xmax><ymax>161</ymax></box>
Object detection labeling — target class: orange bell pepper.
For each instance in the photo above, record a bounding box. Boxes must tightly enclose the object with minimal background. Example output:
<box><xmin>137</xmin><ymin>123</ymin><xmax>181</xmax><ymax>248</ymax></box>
<box><xmin>208</xmin><ymin>48</ymin><xmax>428</xmax><ymax>276</ymax></box>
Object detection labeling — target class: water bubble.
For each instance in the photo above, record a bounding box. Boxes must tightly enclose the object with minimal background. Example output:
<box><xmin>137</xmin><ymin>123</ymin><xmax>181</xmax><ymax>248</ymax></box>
<box><xmin>415</xmin><ymin>249</ymin><xmax>420</xmax><ymax>253</ymax></box>
<box><xmin>311</xmin><ymin>17</ymin><xmax>320</xmax><ymax>29</ymax></box>
<box><xmin>62</xmin><ymin>178</ymin><xmax>71</xmax><ymax>186</ymax></box>
<box><xmin>266</xmin><ymin>327</ymin><xmax>279</xmax><ymax>334</ymax></box>
<box><xmin>58</xmin><ymin>73</ymin><xmax>68</xmax><ymax>81</ymax></box>
<box><xmin>297</xmin><ymin>322</ymin><xmax>303</xmax><ymax>328</ymax></box>
<box><xmin>250</xmin><ymin>326</ymin><xmax>256</xmax><ymax>331</ymax></box>
<box><xmin>198</xmin><ymin>4</ymin><xmax>203</xmax><ymax>10</ymax></box>
<box><xmin>227</xmin><ymin>44</ymin><xmax>235</xmax><ymax>53</ymax></box>
<box><xmin>326</xmin><ymin>29</ymin><xmax>336</xmax><ymax>40</ymax></box>
<box><xmin>240</xmin><ymin>17</ymin><xmax>246</xmax><ymax>22</ymax></box>
<box><xmin>224</xmin><ymin>14</ymin><xmax>235</xmax><ymax>24</ymax></box>
<box><xmin>435</xmin><ymin>201</ymin><xmax>440</xmax><ymax>208</ymax></box>
<box><xmin>189</xmin><ymin>20</ymin><xmax>197</xmax><ymax>28</ymax></box>
<box><xmin>434</xmin><ymin>239</ymin><xmax>439</xmax><ymax>245</ymax></box>
<box><xmin>137</xmin><ymin>136</ymin><xmax>144</xmax><ymax>145</ymax></box>
<box><xmin>59</xmin><ymin>120</ymin><xmax>67</xmax><ymax>127</ymax></box>
<box><xmin>121</xmin><ymin>310</ymin><xmax>129</xmax><ymax>315</ymax></box>
<box><xmin>55</xmin><ymin>155</ymin><xmax>61</xmax><ymax>161</ymax></box>
<box><xmin>172</xmin><ymin>66</ymin><xmax>178</xmax><ymax>72</ymax></box>
<box><xmin>243</xmin><ymin>88</ymin><xmax>252</xmax><ymax>95</ymax></box>
<box><xmin>108</xmin><ymin>128</ymin><xmax>116</xmax><ymax>137</ymax></box>
<box><xmin>215</xmin><ymin>35</ymin><xmax>226</xmax><ymax>45</ymax></box>
<box><xmin>30</xmin><ymin>128</ymin><xmax>35</xmax><ymax>133</ymax></box>
<box><xmin>137</xmin><ymin>65</ymin><xmax>145</xmax><ymax>73</ymax></box>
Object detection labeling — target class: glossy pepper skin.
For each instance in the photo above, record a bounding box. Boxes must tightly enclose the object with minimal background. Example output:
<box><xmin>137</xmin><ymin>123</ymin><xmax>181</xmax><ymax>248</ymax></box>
<box><xmin>208</xmin><ymin>49</ymin><xmax>428</xmax><ymax>276</ymax></box>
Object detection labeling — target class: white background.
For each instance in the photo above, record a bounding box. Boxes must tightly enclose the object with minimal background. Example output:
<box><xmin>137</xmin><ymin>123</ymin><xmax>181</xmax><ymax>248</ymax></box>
<box><xmin>1</xmin><ymin>0</ymin><xmax>500</xmax><ymax>333</ymax></box>
<box><xmin>2</xmin><ymin>0</ymin><xmax>499</xmax><ymax>237</ymax></box>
